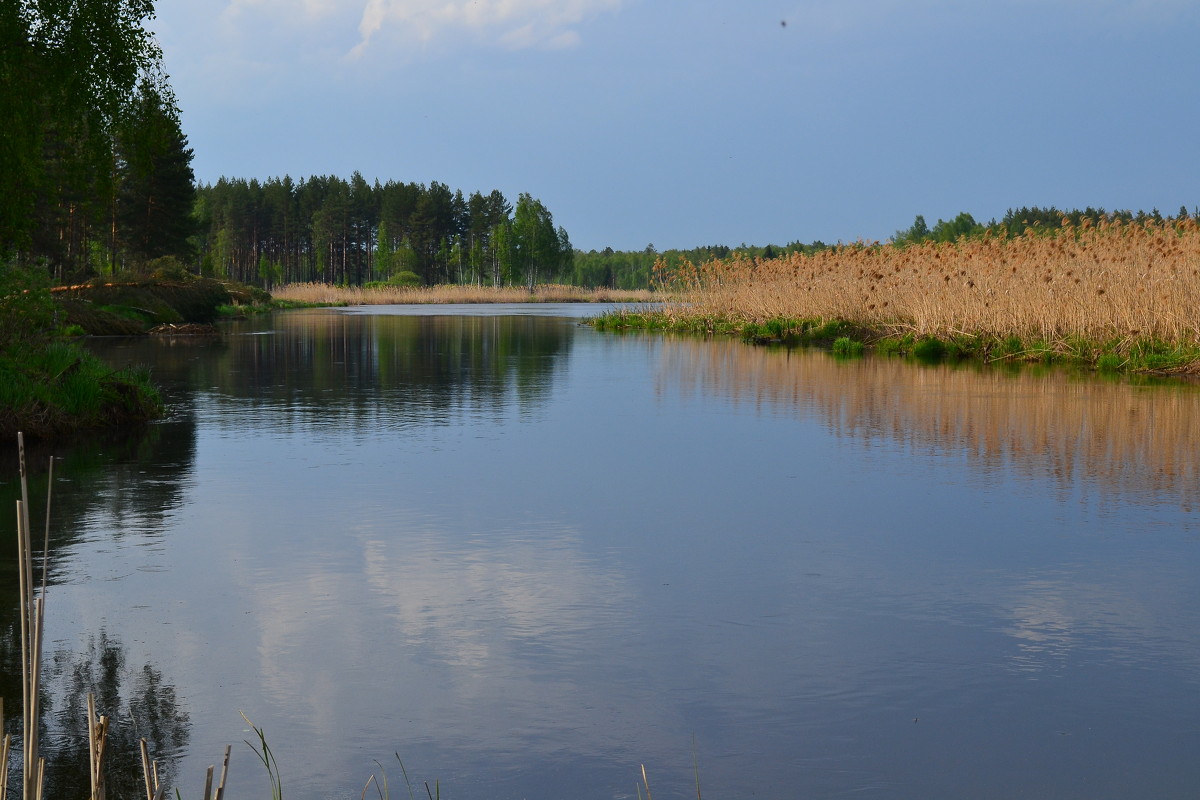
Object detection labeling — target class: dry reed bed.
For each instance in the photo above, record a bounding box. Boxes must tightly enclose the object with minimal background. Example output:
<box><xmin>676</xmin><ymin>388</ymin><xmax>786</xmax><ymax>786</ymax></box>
<box><xmin>656</xmin><ymin>337</ymin><xmax>1200</xmax><ymax>507</ymax></box>
<box><xmin>658</xmin><ymin>219</ymin><xmax>1200</xmax><ymax>346</ymax></box>
<box><xmin>272</xmin><ymin>283</ymin><xmax>656</xmax><ymax>306</ymax></box>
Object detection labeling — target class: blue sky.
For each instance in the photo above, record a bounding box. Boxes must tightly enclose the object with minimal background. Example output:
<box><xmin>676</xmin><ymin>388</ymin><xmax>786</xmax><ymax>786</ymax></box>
<box><xmin>151</xmin><ymin>0</ymin><xmax>1200</xmax><ymax>252</ymax></box>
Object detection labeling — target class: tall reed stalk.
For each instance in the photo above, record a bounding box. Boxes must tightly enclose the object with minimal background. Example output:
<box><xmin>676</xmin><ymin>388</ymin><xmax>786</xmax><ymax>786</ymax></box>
<box><xmin>10</xmin><ymin>431</ymin><xmax>49</xmax><ymax>800</ymax></box>
<box><xmin>647</xmin><ymin>218</ymin><xmax>1200</xmax><ymax>349</ymax></box>
<box><xmin>5</xmin><ymin>434</ymin><xmax>231</xmax><ymax>800</ymax></box>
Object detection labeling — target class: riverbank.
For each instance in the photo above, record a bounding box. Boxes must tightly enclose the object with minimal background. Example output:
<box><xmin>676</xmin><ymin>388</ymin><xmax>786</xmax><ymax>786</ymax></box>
<box><xmin>0</xmin><ymin>266</ymin><xmax>211</xmax><ymax>440</ymax></box>
<box><xmin>0</xmin><ymin>340</ymin><xmax>162</xmax><ymax>439</ymax></box>
<box><xmin>592</xmin><ymin>219</ymin><xmax>1200</xmax><ymax>374</ymax></box>
<box><xmin>269</xmin><ymin>282</ymin><xmax>657</xmax><ymax>306</ymax></box>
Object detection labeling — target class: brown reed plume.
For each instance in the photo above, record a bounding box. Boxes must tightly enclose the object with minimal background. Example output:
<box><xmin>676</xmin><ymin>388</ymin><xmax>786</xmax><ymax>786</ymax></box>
<box><xmin>654</xmin><ymin>218</ymin><xmax>1200</xmax><ymax>350</ymax></box>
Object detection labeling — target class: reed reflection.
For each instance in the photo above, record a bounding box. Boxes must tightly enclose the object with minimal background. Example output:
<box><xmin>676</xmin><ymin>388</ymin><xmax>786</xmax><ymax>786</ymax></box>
<box><xmin>656</xmin><ymin>338</ymin><xmax>1200</xmax><ymax>508</ymax></box>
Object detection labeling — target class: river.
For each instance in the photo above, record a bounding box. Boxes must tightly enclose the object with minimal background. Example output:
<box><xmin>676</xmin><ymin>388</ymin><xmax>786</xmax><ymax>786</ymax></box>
<box><xmin>2</xmin><ymin>304</ymin><xmax>1199</xmax><ymax>799</ymax></box>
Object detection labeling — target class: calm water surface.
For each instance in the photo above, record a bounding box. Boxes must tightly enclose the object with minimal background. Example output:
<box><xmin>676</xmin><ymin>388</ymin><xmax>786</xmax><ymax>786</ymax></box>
<box><xmin>3</xmin><ymin>304</ymin><xmax>1199</xmax><ymax>799</ymax></box>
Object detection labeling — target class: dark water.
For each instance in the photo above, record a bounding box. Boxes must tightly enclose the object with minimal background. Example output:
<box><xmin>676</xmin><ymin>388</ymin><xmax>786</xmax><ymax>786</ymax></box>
<box><xmin>3</xmin><ymin>304</ymin><xmax>1200</xmax><ymax>799</ymax></box>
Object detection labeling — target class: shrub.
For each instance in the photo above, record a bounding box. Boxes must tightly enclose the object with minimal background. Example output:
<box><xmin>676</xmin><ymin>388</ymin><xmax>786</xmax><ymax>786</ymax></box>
<box><xmin>388</xmin><ymin>271</ymin><xmax>422</xmax><ymax>287</ymax></box>
<box><xmin>913</xmin><ymin>336</ymin><xmax>947</xmax><ymax>362</ymax></box>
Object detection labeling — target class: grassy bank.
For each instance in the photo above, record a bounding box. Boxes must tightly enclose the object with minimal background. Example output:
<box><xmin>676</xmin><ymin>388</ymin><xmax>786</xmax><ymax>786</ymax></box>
<box><xmin>0</xmin><ymin>340</ymin><xmax>162</xmax><ymax>439</ymax></box>
<box><xmin>594</xmin><ymin>218</ymin><xmax>1200</xmax><ymax>373</ymax></box>
<box><xmin>1</xmin><ymin>264</ymin><xmax>163</xmax><ymax>439</ymax></box>
<box><xmin>270</xmin><ymin>282</ymin><xmax>657</xmax><ymax>306</ymax></box>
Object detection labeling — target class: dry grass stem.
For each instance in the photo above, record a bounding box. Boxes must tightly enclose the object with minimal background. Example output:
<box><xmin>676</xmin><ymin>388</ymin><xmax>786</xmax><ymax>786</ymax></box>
<box><xmin>655</xmin><ymin>219</ymin><xmax>1200</xmax><ymax>346</ymax></box>
<box><xmin>15</xmin><ymin>432</ymin><xmax>46</xmax><ymax>800</ymax></box>
<box><xmin>1</xmin><ymin>700</ymin><xmax>9</xmax><ymax>800</ymax></box>
<box><xmin>87</xmin><ymin>693</ymin><xmax>110</xmax><ymax>800</ymax></box>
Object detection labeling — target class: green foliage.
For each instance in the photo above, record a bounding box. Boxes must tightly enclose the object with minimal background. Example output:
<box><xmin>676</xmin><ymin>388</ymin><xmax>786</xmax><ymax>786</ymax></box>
<box><xmin>874</xmin><ymin>335</ymin><xmax>912</xmax><ymax>357</ymax></box>
<box><xmin>1</xmin><ymin>0</ymin><xmax>166</xmax><ymax>273</ymax></box>
<box><xmin>146</xmin><ymin>256</ymin><xmax>195</xmax><ymax>282</ymax></box>
<box><xmin>511</xmin><ymin>193</ymin><xmax>570</xmax><ymax>288</ymax></box>
<box><xmin>992</xmin><ymin>335</ymin><xmax>1025</xmax><ymax>360</ymax></box>
<box><xmin>912</xmin><ymin>336</ymin><xmax>948</xmax><ymax>362</ymax></box>
<box><xmin>894</xmin><ymin>212</ymin><xmax>984</xmax><ymax>245</ymax></box>
<box><xmin>241</xmin><ymin>713</ymin><xmax>283</xmax><ymax>800</ymax></box>
<box><xmin>191</xmin><ymin>177</ymin><xmax>566</xmax><ymax>290</ymax></box>
<box><xmin>831</xmin><ymin>336</ymin><xmax>864</xmax><ymax>357</ymax></box>
<box><xmin>0</xmin><ymin>260</ymin><xmax>56</xmax><ymax>351</ymax></box>
<box><xmin>117</xmin><ymin>76</ymin><xmax>196</xmax><ymax>265</ymax></box>
<box><xmin>808</xmin><ymin>320</ymin><xmax>852</xmax><ymax>341</ymax></box>
<box><xmin>0</xmin><ymin>340</ymin><xmax>161</xmax><ymax>438</ymax></box>
<box><xmin>388</xmin><ymin>271</ymin><xmax>422</xmax><ymax>287</ymax></box>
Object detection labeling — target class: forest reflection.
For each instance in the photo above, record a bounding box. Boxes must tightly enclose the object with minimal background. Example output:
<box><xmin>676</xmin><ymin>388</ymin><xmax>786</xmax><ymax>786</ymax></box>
<box><xmin>0</xmin><ymin>422</ymin><xmax>197</xmax><ymax>800</ymax></box>
<box><xmin>0</xmin><ymin>625</ymin><xmax>191</xmax><ymax>799</ymax></box>
<box><xmin>656</xmin><ymin>338</ymin><xmax>1200</xmax><ymax>508</ymax></box>
<box><xmin>143</xmin><ymin>310</ymin><xmax>575</xmax><ymax>433</ymax></box>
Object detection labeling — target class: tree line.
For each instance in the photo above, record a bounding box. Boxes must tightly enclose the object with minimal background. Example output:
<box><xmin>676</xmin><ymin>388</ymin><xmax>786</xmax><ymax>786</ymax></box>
<box><xmin>892</xmin><ymin>205</ymin><xmax>1199</xmax><ymax>246</ymax></box>
<box><xmin>571</xmin><ymin>241</ymin><xmax>831</xmax><ymax>290</ymax></box>
<box><xmin>580</xmin><ymin>205</ymin><xmax>1199</xmax><ymax>290</ymax></box>
<box><xmin>1</xmin><ymin>0</ymin><xmax>196</xmax><ymax>283</ymax></box>
<box><xmin>193</xmin><ymin>176</ymin><xmax>572</xmax><ymax>289</ymax></box>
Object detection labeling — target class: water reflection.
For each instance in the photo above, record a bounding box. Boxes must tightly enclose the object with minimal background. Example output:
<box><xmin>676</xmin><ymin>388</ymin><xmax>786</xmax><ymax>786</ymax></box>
<box><xmin>655</xmin><ymin>337</ymin><xmax>1200</xmax><ymax>508</ymax></box>
<box><xmin>0</xmin><ymin>625</ymin><xmax>190</xmax><ymax>799</ymax></box>
<box><xmin>0</xmin><ymin>424</ymin><xmax>196</xmax><ymax>799</ymax></box>
<box><xmin>42</xmin><ymin>631</ymin><xmax>190</xmax><ymax>798</ymax></box>
<box><xmin>92</xmin><ymin>310</ymin><xmax>576</xmax><ymax>434</ymax></box>
<box><xmin>6</xmin><ymin>313</ymin><xmax>1200</xmax><ymax>799</ymax></box>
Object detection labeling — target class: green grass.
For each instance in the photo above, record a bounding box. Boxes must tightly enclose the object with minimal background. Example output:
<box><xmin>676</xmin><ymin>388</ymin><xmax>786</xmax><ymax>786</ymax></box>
<box><xmin>588</xmin><ymin>310</ymin><xmax>1200</xmax><ymax>375</ymax></box>
<box><xmin>0</xmin><ymin>339</ymin><xmax>162</xmax><ymax>439</ymax></box>
<box><xmin>831</xmin><ymin>336</ymin><xmax>865</xmax><ymax>358</ymax></box>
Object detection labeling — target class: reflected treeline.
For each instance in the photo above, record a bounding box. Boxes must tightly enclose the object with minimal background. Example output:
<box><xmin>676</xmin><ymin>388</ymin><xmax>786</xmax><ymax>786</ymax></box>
<box><xmin>0</xmin><ymin>415</ymin><xmax>198</xmax><ymax>589</ymax></box>
<box><xmin>657</xmin><ymin>338</ymin><xmax>1200</xmax><ymax>508</ymax></box>
<box><xmin>1</xmin><ymin>421</ymin><xmax>198</xmax><ymax>799</ymax></box>
<box><xmin>0</xmin><ymin>628</ymin><xmax>190</xmax><ymax>799</ymax></box>
<box><xmin>190</xmin><ymin>311</ymin><xmax>575</xmax><ymax>431</ymax></box>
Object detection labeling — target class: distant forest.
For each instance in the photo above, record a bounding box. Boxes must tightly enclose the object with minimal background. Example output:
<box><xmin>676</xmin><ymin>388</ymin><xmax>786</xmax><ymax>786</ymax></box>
<box><xmin>195</xmin><ymin>176</ymin><xmax>570</xmax><ymax>289</ymax></box>
<box><xmin>891</xmin><ymin>206</ymin><xmax>1198</xmax><ymax>246</ymax></box>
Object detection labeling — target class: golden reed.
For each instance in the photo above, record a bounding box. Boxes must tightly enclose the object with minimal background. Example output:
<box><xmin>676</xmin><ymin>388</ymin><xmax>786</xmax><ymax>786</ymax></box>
<box><xmin>657</xmin><ymin>218</ymin><xmax>1200</xmax><ymax>346</ymax></box>
<box><xmin>272</xmin><ymin>283</ymin><xmax>655</xmax><ymax>305</ymax></box>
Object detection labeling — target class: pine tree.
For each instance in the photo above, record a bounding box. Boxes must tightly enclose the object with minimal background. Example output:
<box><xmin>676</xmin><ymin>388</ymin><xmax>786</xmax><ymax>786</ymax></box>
<box><xmin>116</xmin><ymin>76</ymin><xmax>196</xmax><ymax>265</ymax></box>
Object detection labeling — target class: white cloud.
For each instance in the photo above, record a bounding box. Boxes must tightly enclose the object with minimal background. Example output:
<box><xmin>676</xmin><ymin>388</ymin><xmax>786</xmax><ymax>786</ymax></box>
<box><xmin>348</xmin><ymin>0</ymin><xmax>622</xmax><ymax>58</ymax></box>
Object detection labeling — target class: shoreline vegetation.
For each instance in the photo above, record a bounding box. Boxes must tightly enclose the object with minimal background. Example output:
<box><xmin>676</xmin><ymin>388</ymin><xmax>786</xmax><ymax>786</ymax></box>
<box><xmin>0</xmin><ymin>268</ymin><xmax>164</xmax><ymax>442</ymax></box>
<box><xmin>265</xmin><ymin>282</ymin><xmax>657</xmax><ymax>307</ymax></box>
<box><xmin>593</xmin><ymin>217</ymin><xmax>1200</xmax><ymax>375</ymax></box>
